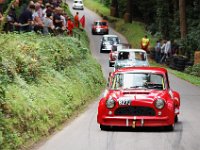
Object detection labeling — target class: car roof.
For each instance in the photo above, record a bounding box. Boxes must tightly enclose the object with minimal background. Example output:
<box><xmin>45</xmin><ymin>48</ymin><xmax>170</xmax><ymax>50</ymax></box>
<box><xmin>114</xmin><ymin>67</ymin><xmax>168</xmax><ymax>74</ymax></box>
<box><xmin>74</xmin><ymin>0</ymin><xmax>82</xmax><ymax>1</ymax></box>
<box><xmin>118</xmin><ymin>49</ymin><xmax>146</xmax><ymax>53</ymax></box>
<box><xmin>103</xmin><ymin>34</ymin><xmax>118</xmax><ymax>38</ymax></box>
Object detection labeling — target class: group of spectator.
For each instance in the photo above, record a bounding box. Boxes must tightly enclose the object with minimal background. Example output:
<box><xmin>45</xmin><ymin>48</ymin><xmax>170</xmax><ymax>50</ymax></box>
<box><xmin>1</xmin><ymin>0</ymin><xmax>80</xmax><ymax>35</ymax></box>
<box><xmin>140</xmin><ymin>35</ymin><xmax>180</xmax><ymax>64</ymax></box>
<box><xmin>154</xmin><ymin>39</ymin><xmax>179</xmax><ymax>63</ymax></box>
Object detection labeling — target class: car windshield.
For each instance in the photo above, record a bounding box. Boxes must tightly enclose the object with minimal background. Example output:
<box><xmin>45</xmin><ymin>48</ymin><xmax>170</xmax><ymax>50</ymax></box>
<box><xmin>74</xmin><ymin>1</ymin><xmax>82</xmax><ymax>4</ymax></box>
<box><xmin>95</xmin><ymin>22</ymin><xmax>107</xmax><ymax>26</ymax></box>
<box><xmin>111</xmin><ymin>73</ymin><xmax>165</xmax><ymax>90</ymax></box>
<box><xmin>118</xmin><ymin>51</ymin><xmax>146</xmax><ymax>61</ymax></box>
<box><xmin>104</xmin><ymin>36</ymin><xmax>119</xmax><ymax>44</ymax></box>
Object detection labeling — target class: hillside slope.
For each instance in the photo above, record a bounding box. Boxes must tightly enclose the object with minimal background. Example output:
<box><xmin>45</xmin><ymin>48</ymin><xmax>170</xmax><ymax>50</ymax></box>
<box><xmin>0</xmin><ymin>32</ymin><xmax>105</xmax><ymax>149</ymax></box>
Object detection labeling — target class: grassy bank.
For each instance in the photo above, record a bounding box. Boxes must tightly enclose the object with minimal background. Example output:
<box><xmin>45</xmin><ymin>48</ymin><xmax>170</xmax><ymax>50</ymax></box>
<box><xmin>0</xmin><ymin>31</ymin><xmax>105</xmax><ymax>149</ymax></box>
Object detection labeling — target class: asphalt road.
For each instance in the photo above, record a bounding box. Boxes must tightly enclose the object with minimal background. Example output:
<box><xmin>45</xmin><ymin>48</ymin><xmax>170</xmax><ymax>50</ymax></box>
<box><xmin>36</xmin><ymin>1</ymin><xmax>200</xmax><ymax>150</ymax></box>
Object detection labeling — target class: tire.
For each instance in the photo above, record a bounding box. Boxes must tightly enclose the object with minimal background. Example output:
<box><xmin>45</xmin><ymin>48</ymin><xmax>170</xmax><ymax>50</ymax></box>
<box><xmin>100</xmin><ymin>48</ymin><xmax>103</xmax><ymax>53</ymax></box>
<box><xmin>175</xmin><ymin>115</ymin><xmax>178</xmax><ymax>123</ymax></box>
<box><xmin>109</xmin><ymin>61</ymin><xmax>113</xmax><ymax>67</ymax></box>
<box><xmin>100</xmin><ymin>125</ymin><xmax>110</xmax><ymax>131</ymax></box>
<box><xmin>92</xmin><ymin>30</ymin><xmax>95</xmax><ymax>35</ymax></box>
<box><xmin>165</xmin><ymin>124</ymin><xmax>174</xmax><ymax>131</ymax></box>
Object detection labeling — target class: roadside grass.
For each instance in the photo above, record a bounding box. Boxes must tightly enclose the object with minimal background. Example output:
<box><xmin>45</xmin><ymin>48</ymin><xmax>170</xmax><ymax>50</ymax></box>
<box><xmin>0</xmin><ymin>32</ymin><xmax>105</xmax><ymax>149</ymax></box>
<box><xmin>84</xmin><ymin>0</ymin><xmax>109</xmax><ymax>16</ymax></box>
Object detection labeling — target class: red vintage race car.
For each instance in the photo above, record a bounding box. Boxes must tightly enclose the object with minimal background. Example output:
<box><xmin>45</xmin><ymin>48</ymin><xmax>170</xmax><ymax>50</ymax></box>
<box><xmin>97</xmin><ymin>67</ymin><xmax>180</xmax><ymax>131</ymax></box>
<box><xmin>92</xmin><ymin>20</ymin><xmax>109</xmax><ymax>35</ymax></box>
<box><xmin>109</xmin><ymin>43</ymin><xmax>132</xmax><ymax>67</ymax></box>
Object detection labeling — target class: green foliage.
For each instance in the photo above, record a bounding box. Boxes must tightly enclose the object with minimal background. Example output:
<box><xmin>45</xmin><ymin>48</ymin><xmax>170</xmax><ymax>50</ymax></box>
<box><xmin>0</xmin><ymin>32</ymin><xmax>105</xmax><ymax>149</ymax></box>
<box><xmin>185</xmin><ymin>64</ymin><xmax>200</xmax><ymax>77</ymax></box>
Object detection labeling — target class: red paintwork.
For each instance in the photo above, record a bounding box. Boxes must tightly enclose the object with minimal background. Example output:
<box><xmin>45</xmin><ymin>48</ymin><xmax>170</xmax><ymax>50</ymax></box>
<box><xmin>97</xmin><ymin>67</ymin><xmax>180</xmax><ymax>128</ymax></box>
<box><xmin>109</xmin><ymin>50</ymin><xmax>117</xmax><ymax>62</ymax></box>
<box><xmin>92</xmin><ymin>20</ymin><xmax>108</xmax><ymax>34</ymax></box>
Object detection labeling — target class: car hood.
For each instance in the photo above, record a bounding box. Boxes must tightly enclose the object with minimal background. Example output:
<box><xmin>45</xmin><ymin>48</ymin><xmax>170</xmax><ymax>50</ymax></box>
<box><xmin>107</xmin><ymin>89</ymin><xmax>168</xmax><ymax>102</ymax></box>
<box><xmin>115</xmin><ymin>60</ymin><xmax>149</xmax><ymax>68</ymax></box>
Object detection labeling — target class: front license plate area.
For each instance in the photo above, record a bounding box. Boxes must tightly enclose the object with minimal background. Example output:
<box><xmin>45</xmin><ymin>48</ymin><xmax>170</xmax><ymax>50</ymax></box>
<box><xmin>118</xmin><ymin>99</ymin><xmax>131</xmax><ymax>105</ymax></box>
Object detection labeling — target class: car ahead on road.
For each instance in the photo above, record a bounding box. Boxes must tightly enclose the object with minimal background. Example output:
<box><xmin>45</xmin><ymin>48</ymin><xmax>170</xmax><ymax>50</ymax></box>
<box><xmin>114</xmin><ymin>49</ymin><xmax>149</xmax><ymax>71</ymax></box>
<box><xmin>100</xmin><ymin>35</ymin><xmax>120</xmax><ymax>53</ymax></box>
<box><xmin>97</xmin><ymin>67</ymin><xmax>180</xmax><ymax>131</ymax></box>
<box><xmin>109</xmin><ymin>43</ymin><xmax>132</xmax><ymax>67</ymax></box>
<box><xmin>92</xmin><ymin>20</ymin><xmax>109</xmax><ymax>35</ymax></box>
<box><xmin>72</xmin><ymin>0</ymin><xmax>84</xmax><ymax>10</ymax></box>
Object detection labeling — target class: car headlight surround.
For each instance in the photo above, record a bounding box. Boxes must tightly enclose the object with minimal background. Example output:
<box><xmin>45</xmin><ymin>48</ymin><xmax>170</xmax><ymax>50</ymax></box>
<box><xmin>155</xmin><ymin>98</ymin><xmax>165</xmax><ymax>109</ymax></box>
<box><xmin>106</xmin><ymin>97</ymin><xmax>115</xmax><ymax>109</ymax></box>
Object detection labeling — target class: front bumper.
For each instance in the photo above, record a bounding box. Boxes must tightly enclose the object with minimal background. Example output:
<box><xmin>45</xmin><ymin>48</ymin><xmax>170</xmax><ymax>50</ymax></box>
<box><xmin>73</xmin><ymin>6</ymin><xmax>84</xmax><ymax>9</ymax></box>
<box><xmin>93</xmin><ymin>29</ymin><xmax>108</xmax><ymax>34</ymax></box>
<box><xmin>98</xmin><ymin>115</ymin><xmax>173</xmax><ymax>127</ymax></box>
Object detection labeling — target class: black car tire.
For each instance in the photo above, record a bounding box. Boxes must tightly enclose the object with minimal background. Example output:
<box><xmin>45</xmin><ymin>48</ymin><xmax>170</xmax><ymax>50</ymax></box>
<box><xmin>109</xmin><ymin>61</ymin><xmax>113</xmax><ymax>67</ymax></box>
<box><xmin>92</xmin><ymin>30</ymin><xmax>95</xmax><ymax>35</ymax></box>
<box><xmin>165</xmin><ymin>124</ymin><xmax>174</xmax><ymax>131</ymax></box>
<box><xmin>100</xmin><ymin>125</ymin><xmax>110</xmax><ymax>131</ymax></box>
<box><xmin>100</xmin><ymin>47</ymin><xmax>103</xmax><ymax>53</ymax></box>
<box><xmin>175</xmin><ymin>115</ymin><xmax>178</xmax><ymax>123</ymax></box>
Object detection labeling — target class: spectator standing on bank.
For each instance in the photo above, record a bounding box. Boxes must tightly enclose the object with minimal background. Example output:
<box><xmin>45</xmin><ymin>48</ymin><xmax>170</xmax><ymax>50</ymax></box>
<box><xmin>19</xmin><ymin>3</ymin><xmax>35</xmax><ymax>32</ymax></box>
<box><xmin>33</xmin><ymin>2</ymin><xmax>44</xmax><ymax>32</ymax></box>
<box><xmin>160</xmin><ymin>39</ymin><xmax>170</xmax><ymax>63</ymax></box>
<box><xmin>165</xmin><ymin>39</ymin><xmax>172</xmax><ymax>58</ymax></box>
<box><xmin>155</xmin><ymin>39</ymin><xmax>161</xmax><ymax>63</ymax></box>
<box><xmin>67</xmin><ymin>17</ymin><xmax>74</xmax><ymax>36</ymax></box>
<box><xmin>74</xmin><ymin>12</ymin><xmax>79</xmax><ymax>28</ymax></box>
<box><xmin>43</xmin><ymin>11</ymin><xmax>54</xmax><ymax>34</ymax></box>
<box><xmin>53</xmin><ymin>7</ymin><xmax>63</xmax><ymax>33</ymax></box>
<box><xmin>140</xmin><ymin>35</ymin><xmax>150</xmax><ymax>52</ymax></box>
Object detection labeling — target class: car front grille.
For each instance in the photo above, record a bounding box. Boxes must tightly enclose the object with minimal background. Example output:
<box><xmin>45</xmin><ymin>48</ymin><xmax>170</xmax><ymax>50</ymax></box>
<box><xmin>114</xmin><ymin>106</ymin><xmax>156</xmax><ymax>116</ymax></box>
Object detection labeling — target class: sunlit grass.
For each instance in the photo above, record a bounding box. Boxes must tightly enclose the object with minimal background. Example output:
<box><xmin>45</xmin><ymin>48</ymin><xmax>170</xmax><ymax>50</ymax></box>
<box><xmin>84</xmin><ymin>0</ymin><xmax>109</xmax><ymax>16</ymax></box>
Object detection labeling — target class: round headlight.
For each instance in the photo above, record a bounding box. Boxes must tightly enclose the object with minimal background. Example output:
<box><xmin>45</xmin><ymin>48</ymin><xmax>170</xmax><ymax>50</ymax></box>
<box><xmin>106</xmin><ymin>98</ymin><xmax>115</xmax><ymax>109</ymax></box>
<box><xmin>155</xmin><ymin>98</ymin><xmax>165</xmax><ymax>109</ymax></box>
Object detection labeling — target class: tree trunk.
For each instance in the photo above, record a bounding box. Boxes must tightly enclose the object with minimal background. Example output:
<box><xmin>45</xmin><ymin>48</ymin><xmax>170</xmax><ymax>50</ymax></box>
<box><xmin>124</xmin><ymin>0</ymin><xmax>132</xmax><ymax>23</ymax></box>
<box><xmin>179</xmin><ymin>0</ymin><xmax>187</xmax><ymax>39</ymax></box>
<box><xmin>110</xmin><ymin>0</ymin><xmax>119</xmax><ymax>17</ymax></box>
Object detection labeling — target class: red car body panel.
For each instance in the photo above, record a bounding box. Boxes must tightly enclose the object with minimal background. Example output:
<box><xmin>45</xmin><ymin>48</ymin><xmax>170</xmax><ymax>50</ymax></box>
<box><xmin>92</xmin><ymin>20</ymin><xmax>109</xmax><ymax>34</ymax></box>
<box><xmin>109</xmin><ymin>44</ymin><xmax>132</xmax><ymax>66</ymax></box>
<box><xmin>97</xmin><ymin>67</ymin><xmax>180</xmax><ymax>128</ymax></box>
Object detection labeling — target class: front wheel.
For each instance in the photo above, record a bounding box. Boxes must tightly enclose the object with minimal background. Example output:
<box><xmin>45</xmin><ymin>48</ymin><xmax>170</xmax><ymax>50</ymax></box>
<box><xmin>100</xmin><ymin>125</ymin><xmax>110</xmax><ymax>131</ymax></box>
<box><xmin>109</xmin><ymin>61</ymin><xmax>114</xmax><ymax>67</ymax></box>
<box><xmin>100</xmin><ymin>46</ymin><xmax>103</xmax><ymax>53</ymax></box>
<box><xmin>175</xmin><ymin>115</ymin><xmax>178</xmax><ymax>123</ymax></box>
<box><xmin>165</xmin><ymin>124</ymin><xmax>174</xmax><ymax>131</ymax></box>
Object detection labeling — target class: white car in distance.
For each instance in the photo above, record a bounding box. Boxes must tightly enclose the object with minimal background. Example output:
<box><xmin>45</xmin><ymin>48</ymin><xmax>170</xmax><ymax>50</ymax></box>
<box><xmin>114</xmin><ymin>49</ymin><xmax>149</xmax><ymax>71</ymax></box>
<box><xmin>72</xmin><ymin>0</ymin><xmax>84</xmax><ymax>10</ymax></box>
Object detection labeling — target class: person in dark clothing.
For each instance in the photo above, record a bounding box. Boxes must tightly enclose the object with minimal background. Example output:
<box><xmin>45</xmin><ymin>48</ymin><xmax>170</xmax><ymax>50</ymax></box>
<box><xmin>18</xmin><ymin>4</ymin><xmax>35</xmax><ymax>32</ymax></box>
<box><xmin>6</xmin><ymin>5</ymin><xmax>18</xmax><ymax>32</ymax></box>
<box><xmin>53</xmin><ymin>7</ymin><xmax>63</xmax><ymax>28</ymax></box>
